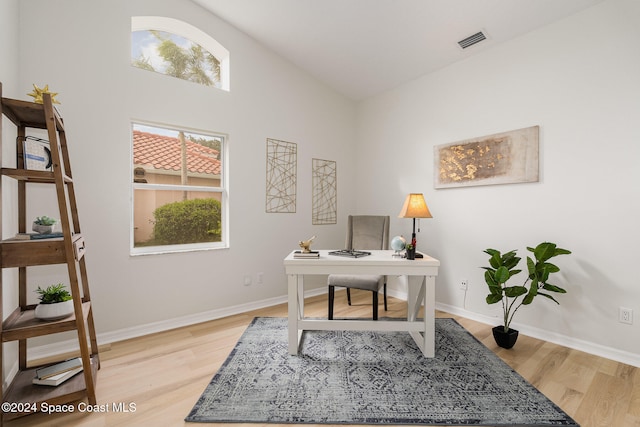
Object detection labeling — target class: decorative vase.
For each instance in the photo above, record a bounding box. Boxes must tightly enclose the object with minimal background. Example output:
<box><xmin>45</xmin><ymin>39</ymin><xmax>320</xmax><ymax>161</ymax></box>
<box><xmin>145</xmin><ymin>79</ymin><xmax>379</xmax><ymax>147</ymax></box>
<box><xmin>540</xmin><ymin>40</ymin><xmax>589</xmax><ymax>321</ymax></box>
<box><xmin>406</xmin><ymin>247</ymin><xmax>416</xmax><ymax>260</ymax></box>
<box><xmin>32</xmin><ymin>223</ymin><xmax>54</xmax><ymax>234</ymax></box>
<box><xmin>492</xmin><ymin>326</ymin><xmax>519</xmax><ymax>349</ymax></box>
<box><xmin>35</xmin><ymin>300</ymin><xmax>74</xmax><ymax>321</ymax></box>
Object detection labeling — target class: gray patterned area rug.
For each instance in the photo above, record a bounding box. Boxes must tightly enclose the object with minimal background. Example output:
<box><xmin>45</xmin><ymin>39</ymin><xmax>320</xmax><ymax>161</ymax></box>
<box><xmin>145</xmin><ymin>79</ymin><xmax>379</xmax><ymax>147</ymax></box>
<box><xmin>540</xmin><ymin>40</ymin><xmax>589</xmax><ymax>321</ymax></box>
<box><xmin>186</xmin><ymin>317</ymin><xmax>578</xmax><ymax>426</ymax></box>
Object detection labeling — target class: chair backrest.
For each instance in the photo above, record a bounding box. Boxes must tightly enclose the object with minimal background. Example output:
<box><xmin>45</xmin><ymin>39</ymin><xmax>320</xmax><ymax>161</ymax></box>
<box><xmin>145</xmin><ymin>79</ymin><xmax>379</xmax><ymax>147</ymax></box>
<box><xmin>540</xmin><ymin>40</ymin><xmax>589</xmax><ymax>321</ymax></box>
<box><xmin>345</xmin><ymin>215</ymin><xmax>390</xmax><ymax>250</ymax></box>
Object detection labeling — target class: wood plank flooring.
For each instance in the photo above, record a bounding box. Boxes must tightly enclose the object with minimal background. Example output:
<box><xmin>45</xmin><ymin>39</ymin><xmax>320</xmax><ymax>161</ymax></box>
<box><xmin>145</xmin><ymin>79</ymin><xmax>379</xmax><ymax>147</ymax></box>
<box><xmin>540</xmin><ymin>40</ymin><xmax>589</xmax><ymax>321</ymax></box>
<box><xmin>5</xmin><ymin>291</ymin><xmax>639</xmax><ymax>427</ymax></box>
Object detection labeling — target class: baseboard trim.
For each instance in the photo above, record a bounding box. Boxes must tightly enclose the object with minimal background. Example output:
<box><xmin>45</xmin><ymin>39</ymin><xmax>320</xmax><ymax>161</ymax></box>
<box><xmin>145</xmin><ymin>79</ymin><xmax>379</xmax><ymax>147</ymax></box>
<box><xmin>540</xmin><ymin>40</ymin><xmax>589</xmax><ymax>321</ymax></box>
<box><xmin>436</xmin><ymin>302</ymin><xmax>640</xmax><ymax>368</ymax></box>
<box><xmin>24</xmin><ymin>288</ymin><xmax>639</xmax><ymax>369</ymax></box>
<box><xmin>25</xmin><ymin>287</ymin><xmax>327</xmax><ymax>361</ymax></box>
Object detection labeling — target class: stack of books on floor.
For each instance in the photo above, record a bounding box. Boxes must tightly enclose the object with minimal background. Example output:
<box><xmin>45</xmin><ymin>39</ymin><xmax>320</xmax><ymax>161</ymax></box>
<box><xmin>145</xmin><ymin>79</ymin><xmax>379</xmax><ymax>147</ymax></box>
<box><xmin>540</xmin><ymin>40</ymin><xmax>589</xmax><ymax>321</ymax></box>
<box><xmin>293</xmin><ymin>250</ymin><xmax>320</xmax><ymax>259</ymax></box>
<box><xmin>32</xmin><ymin>357</ymin><xmax>83</xmax><ymax>386</ymax></box>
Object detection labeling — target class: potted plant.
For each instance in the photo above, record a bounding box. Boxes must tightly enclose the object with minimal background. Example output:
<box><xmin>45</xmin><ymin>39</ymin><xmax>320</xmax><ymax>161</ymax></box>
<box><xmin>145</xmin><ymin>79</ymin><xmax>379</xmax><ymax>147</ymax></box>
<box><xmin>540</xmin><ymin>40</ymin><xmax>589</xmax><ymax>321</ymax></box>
<box><xmin>32</xmin><ymin>215</ymin><xmax>57</xmax><ymax>234</ymax></box>
<box><xmin>405</xmin><ymin>243</ymin><xmax>416</xmax><ymax>260</ymax></box>
<box><xmin>482</xmin><ymin>242</ymin><xmax>571</xmax><ymax>349</ymax></box>
<box><xmin>34</xmin><ymin>283</ymin><xmax>74</xmax><ymax>321</ymax></box>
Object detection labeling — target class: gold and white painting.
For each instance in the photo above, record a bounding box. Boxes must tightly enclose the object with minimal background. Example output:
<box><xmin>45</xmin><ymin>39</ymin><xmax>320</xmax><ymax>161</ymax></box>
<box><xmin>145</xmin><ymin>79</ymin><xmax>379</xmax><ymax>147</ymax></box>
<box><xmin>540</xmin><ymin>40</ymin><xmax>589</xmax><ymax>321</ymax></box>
<box><xmin>434</xmin><ymin>126</ymin><xmax>539</xmax><ymax>189</ymax></box>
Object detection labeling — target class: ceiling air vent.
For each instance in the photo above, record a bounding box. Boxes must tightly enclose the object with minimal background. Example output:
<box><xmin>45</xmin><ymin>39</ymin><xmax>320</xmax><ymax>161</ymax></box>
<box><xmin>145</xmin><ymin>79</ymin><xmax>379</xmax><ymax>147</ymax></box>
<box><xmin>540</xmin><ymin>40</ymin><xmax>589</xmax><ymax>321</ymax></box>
<box><xmin>458</xmin><ymin>31</ymin><xmax>487</xmax><ymax>49</ymax></box>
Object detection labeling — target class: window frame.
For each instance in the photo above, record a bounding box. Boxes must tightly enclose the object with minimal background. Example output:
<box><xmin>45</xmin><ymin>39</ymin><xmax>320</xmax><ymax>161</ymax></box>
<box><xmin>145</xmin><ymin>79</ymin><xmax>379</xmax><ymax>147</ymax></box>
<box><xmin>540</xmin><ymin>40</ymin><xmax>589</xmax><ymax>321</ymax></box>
<box><xmin>130</xmin><ymin>120</ymin><xmax>229</xmax><ymax>256</ymax></box>
<box><xmin>131</xmin><ymin>16</ymin><xmax>230</xmax><ymax>91</ymax></box>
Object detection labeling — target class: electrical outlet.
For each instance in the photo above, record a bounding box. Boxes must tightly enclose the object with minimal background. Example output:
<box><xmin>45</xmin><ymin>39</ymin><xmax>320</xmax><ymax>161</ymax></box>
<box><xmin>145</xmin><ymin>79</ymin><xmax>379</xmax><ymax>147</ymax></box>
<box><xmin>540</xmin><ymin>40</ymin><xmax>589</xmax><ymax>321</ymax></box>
<box><xmin>460</xmin><ymin>280</ymin><xmax>468</xmax><ymax>291</ymax></box>
<box><xmin>619</xmin><ymin>307</ymin><xmax>633</xmax><ymax>324</ymax></box>
<box><xmin>257</xmin><ymin>272</ymin><xmax>264</xmax><ymax>285</ymax></box>
<box><xmin>243</xmin><ymin>275</ymin><xmax>252</xmax><ymax>286</ymax></box>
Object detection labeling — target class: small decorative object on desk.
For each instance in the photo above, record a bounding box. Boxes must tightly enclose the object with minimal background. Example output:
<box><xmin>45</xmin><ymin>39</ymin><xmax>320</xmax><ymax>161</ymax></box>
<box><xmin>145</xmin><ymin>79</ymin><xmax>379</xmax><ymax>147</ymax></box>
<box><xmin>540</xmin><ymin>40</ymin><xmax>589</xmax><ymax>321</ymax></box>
<box><xmin>298</xmin><ymin>235</ymin><xmax>316</xmax><ymax>253</ymax></box>
<box><xmin>405</xmin><ymin>243</ymin><xmax>416</xmax><ymax>260</ymax></box>
<box><xmin>390</xmin><ymin>235</ymin><xmax>406</xmax><ymax>257</ymax></box>
<box><xmin>328</xmin><ymin>249</ymin><xmax>371</xmax><ymax>258</ymax></box>
<box><xmin>293</xmin><ymin>250</ymin><xmax>320</xmax><ymax>259</ymax></box>
<box><xmin>32</xmin><ymin>215</ymin><xmax>57</xmax><ymax>234</ymax></box>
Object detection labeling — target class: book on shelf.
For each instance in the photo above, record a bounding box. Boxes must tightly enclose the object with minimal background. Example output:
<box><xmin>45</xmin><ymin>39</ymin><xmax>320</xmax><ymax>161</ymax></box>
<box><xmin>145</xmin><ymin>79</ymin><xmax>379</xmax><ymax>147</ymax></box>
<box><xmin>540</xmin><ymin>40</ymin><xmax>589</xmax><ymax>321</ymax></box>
<box><xmin>14</xmin><ymin>232</ymin><xmax>64</xmax><ymax>240</ymax></box>
<box><xmin>293</xmin><ymin>250</ymin><xmax>320</xmax><ymax>258</ymax></box>
<box><xmin>35</xmin><ymin>357</ymin><xmax>82</xmax><ymax>380</ymax></box>
<box><xmin>32</xmin><ymin>366</ymin><xmax>83</xmax><ymax>386</ymax></box>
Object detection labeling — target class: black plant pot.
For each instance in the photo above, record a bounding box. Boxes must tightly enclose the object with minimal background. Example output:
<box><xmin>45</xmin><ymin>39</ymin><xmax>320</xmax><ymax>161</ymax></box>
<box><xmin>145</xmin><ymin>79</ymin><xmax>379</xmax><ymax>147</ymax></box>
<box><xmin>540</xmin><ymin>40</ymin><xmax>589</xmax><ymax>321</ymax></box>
<box><xmin>406</xmin><ymin>248</ymin><xmax>416</xmax><ymax>260</ymax></box>
<box><xmin>492</xmin><ymin>326</ymin><xmax>519</xmax><ymax>349</ymax></box>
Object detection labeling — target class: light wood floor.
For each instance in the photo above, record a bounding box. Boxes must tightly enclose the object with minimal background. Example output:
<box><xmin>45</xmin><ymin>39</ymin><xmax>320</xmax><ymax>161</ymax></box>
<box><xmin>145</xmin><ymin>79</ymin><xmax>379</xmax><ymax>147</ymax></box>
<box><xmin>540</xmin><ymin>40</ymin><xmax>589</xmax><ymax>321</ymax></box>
<box><xmin>5</xmin><ymin>291</ymin><xmax>640</xmax><ymax>427</ymax></box>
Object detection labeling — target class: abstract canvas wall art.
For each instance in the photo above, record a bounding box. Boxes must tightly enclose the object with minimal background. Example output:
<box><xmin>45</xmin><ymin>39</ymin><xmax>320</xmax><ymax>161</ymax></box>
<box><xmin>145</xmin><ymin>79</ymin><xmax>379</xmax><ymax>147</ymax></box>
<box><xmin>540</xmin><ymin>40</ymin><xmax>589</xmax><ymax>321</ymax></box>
<box><xmin>312</xmin><ymin>158</ymin><xmax>337</xmax><ymax>225</ymax></box>
<box><xmin>434</xmin><ymin>126</ymin><xmax>539</xmax><ymax>189</ymax></box>
<box><xmin>266</xmin><ymin>138</ymin><xmax>297</xmax><ymax>213</ymax></box>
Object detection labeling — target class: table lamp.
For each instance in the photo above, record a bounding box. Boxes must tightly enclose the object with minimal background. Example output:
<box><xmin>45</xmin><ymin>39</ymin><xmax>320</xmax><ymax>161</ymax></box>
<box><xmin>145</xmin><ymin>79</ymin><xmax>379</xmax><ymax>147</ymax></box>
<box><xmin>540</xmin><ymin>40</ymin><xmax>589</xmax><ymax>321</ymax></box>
<box><xmin>398</xmin><ymin>193</ymin><xmax>432</xmax><ymax>258</ymax></box>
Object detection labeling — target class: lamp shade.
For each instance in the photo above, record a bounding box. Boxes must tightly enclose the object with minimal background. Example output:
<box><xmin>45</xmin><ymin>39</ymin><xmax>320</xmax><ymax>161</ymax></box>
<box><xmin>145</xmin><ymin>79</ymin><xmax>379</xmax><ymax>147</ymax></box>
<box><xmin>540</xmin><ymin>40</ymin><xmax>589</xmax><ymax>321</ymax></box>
<box><xmin>398</xmin><ymin>193</ymin><xmax>432</xmax><ymax>219</ymax></box>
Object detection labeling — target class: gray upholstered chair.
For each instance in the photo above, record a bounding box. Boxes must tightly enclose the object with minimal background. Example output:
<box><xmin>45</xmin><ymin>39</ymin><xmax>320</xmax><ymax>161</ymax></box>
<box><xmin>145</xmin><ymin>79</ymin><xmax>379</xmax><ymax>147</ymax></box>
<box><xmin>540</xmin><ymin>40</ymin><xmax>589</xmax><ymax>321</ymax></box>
<box><xmin>328</xmin><ymin>215</ymin><xmax>390</xmax><ymax>320</ymax></box>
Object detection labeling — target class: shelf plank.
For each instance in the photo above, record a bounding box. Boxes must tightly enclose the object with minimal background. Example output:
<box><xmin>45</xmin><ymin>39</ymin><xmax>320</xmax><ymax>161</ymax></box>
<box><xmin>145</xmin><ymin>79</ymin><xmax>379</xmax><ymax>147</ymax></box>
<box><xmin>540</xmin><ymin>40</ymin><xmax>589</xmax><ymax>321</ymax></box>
<box><xmin>1</xmin><ymin>168</ymin><xmax>73</xmax><ymax>184</ymax></box>
<box><xmin>0</xmin><ymin>238</ymin><xmax>68</xmax><ymax>267</ymax></box>
<box><xmin>0</xmin><ymin>97</ymin><xmax>47</xmax><ymax>129</ymax></box>
<box><xmin>1</xmin><ymin>302</ymin><xmax>92</xmax><ymax>342</ymax></box>
<box><xmin>1</xmin><ymin>355</ymin><xmax>99</xmax><ymax>421</ymax></box>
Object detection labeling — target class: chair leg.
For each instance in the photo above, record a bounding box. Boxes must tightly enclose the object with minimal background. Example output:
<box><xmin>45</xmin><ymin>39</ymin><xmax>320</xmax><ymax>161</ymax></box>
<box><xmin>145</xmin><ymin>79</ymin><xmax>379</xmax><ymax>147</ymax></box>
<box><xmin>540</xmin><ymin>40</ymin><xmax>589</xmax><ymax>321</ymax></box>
<box><xmin>346</xmin><ymin>288</ymin><xmax>352</xmax><ymax>305</ymax></box>
<box><xmin>383</xmin><ymin>283</ymin><xmax>387</xmax><ymax>311</ymax></box>
<box><xmin>372</xmin><ymin>291</ymin><xmax>379</xmax><ymax>320</ymax></box>
<box><xmin>328</xmin><ymin>286</ymin><xmax>335</xmax><ymax>320</ymax></box>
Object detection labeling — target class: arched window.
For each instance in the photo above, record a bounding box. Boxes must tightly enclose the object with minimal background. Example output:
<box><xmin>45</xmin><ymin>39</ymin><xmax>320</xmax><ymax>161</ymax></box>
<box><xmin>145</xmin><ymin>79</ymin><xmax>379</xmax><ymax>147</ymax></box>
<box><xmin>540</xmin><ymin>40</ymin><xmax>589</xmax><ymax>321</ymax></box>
<box><xmin>131</xmin><ymin>16</ymin><xmax>230</xmax><ymax>91</ymax></box>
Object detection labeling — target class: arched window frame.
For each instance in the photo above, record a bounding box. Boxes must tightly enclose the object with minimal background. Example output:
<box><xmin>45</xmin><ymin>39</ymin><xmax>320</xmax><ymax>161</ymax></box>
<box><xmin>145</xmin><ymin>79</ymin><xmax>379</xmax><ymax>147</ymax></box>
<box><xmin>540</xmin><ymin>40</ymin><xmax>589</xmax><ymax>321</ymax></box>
<box><xmin>132</xmin><ymin>16</ymin><xmax>230</xmax><ymax>91</ymax></box>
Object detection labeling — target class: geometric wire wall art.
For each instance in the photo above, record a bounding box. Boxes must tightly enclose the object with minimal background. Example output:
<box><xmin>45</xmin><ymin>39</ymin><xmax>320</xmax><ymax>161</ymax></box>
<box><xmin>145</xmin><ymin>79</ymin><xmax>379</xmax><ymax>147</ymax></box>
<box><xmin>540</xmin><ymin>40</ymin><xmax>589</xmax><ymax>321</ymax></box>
<box><xmin>266</xmin><ymin>138</ymin><xmax>297</xmax><ymax>213</ymax></box>
<box><xmin>312</xmin><ymin>158</ymin><xmax>337</xmax><ymax>225</ymax></box>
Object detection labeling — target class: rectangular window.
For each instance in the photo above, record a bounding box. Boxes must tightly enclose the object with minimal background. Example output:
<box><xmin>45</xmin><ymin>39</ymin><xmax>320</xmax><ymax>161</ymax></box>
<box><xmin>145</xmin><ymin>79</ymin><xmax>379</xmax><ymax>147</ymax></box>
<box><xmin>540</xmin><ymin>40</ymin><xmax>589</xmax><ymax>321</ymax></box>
<box><xmin>131</xmin><ymin>122</ymin><xmax>227</xmax><ymax>255</ymax></box>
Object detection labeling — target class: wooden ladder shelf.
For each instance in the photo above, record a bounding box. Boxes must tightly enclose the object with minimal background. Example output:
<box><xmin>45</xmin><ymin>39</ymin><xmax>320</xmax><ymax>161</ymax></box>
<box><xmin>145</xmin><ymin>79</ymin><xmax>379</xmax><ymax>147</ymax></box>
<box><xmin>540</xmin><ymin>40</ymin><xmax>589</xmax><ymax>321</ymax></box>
<box><xmin>0</xmin><ymin>82</ymin><xmax>99</xmax><ymax>424</ymax></box>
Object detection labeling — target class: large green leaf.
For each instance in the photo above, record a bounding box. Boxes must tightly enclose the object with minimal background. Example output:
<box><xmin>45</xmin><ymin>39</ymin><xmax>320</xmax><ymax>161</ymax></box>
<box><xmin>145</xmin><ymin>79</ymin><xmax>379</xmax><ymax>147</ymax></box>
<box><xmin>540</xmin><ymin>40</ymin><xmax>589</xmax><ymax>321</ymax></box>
<box><xmin>489</xmin><ymin>252</ymin><xmax>502</xmax><ymax>269</ymax></box>
<box><xmin>486</xmin><ymin>294</ymin><xmax>503</xmax><ymax>304</ymax></box>
<box><xmin>526</xmin><ymin>256</ymin><xmax>536</xmax><ymax>275</ymax></box>
<box><xmin>533</xmin><ymin>242</ymin><xmax>557</xmax><ymax>262</ymax></box>
<box><xmin>543</xmin><ymin>283</ymin><xmax>566</xmax><ymax>294</ymax></box>
<box><xmin>495</xmin><ymin>266</ymin><xmax>510</xmax><ymax>284</ymax></box>
<box><xmin>502</xmin><ymin>251</ymin><xmax>521</xmax><ymax>270</ymax></box>
<box><xmin>504</xmin><ymin>286</ymin><xmax>527</xmax><ymax>297</ymax></box>
<box><xmin>522</xmin><ymin>282</ymin><xmax>539</xmax><ymax>304</ymax></box>
<box><xmin>554</xmin><ymin>248</ymin><xmax>572</xmax><ymax>256</ymax></box>
<box><xmin>484</xmin><ymin>248</ymin><xmax>500</xmax><ymax>257</ymax></box>
<box><xmin>484</xmin><ymin>271</ymin><xmax>500</xmax><ymax>291</ymax></box>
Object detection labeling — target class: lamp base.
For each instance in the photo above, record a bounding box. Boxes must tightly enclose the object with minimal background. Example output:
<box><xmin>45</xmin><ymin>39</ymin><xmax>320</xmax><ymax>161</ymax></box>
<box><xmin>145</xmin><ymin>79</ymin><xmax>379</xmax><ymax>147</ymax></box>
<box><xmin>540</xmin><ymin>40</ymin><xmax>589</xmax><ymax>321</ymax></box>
<box><xmin>414</xmin><ymin>253</ymin><xmax>424</xmax><ymax>258</ymax></box>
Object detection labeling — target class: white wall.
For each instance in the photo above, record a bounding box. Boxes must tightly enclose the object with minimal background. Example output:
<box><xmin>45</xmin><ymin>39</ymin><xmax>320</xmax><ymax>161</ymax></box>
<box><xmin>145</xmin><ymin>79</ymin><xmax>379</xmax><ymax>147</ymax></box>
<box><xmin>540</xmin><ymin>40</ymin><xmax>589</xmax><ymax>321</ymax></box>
<box><xmin>0</xmin><ymin>0</ymin><xmax>20</xmax><ymax>385</ymax></box>
<box><xmin>356</xmin><ymin>0</ymin><xmax>640</xmax><ymax>365</ymax></box>
<box><xmin>3</xmin><ymin>0</ymin><xmax>356</xmax><ymax>344</ymax></box>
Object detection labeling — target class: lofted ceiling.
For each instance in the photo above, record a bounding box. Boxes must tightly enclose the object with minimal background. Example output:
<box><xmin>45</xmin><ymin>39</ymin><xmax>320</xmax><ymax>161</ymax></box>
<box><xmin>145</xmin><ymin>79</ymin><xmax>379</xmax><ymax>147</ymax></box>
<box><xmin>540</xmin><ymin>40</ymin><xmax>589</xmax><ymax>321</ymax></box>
<box><xmin>192</xmin><ymin>0</ymin><xmax>604</xmax><ymax>100</ymax></box>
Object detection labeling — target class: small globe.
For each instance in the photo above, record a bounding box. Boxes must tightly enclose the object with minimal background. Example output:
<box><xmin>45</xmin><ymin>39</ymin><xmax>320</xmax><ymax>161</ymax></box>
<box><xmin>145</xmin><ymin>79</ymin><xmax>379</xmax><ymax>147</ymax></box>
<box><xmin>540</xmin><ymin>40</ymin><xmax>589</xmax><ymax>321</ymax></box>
<box><xmin>390</xmin><ymin>235</ymin><xmax>406</xmax><ymax>251</ymax></box>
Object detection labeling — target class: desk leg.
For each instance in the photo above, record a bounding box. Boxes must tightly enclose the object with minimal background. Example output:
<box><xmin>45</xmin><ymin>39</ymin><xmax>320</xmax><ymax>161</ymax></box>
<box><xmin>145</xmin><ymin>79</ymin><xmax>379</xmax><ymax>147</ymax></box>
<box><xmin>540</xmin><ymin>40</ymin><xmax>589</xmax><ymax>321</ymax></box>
<box><xmin>408</xmin><ymin>275</ymin><xmax>434</xmax><ymax>357</ymax></box>
<box><xmin>288</xmin><ymin>274</ymin><xmax>302</xmax><ymax>355</ymax></box>
<box><xmin>423</xmin><ymin>275</ymin><xmax>435</xmax><ymax>357</ymax></box>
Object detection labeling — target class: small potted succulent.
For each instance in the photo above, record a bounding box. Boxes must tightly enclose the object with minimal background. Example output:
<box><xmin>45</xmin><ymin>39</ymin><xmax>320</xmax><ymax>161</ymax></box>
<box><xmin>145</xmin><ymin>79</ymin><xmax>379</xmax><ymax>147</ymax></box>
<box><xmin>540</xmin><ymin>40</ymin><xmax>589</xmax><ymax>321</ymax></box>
<box><xmin>34</xmin><ymin>283</ymin><xmax>74</xmax><ymax>321</ymax></box>
<box><xmin>32</xmin><ymin>216</ymin><xmax>57</xmax><ymax>234</ymax></box>
<box><xmin>405</xmin><ymin>243</ymin><xmax>416</xmax><ymax>260</ymax></box>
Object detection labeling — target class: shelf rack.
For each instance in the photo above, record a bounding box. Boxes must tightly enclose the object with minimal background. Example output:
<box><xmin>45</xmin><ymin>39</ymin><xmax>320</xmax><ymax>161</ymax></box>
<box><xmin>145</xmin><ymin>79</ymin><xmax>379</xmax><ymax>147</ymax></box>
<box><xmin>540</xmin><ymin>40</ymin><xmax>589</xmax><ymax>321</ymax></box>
<box><xmin>0</xmin><ymin>82</ymin><xmax>99</xmax><ymax>423</ymax></box>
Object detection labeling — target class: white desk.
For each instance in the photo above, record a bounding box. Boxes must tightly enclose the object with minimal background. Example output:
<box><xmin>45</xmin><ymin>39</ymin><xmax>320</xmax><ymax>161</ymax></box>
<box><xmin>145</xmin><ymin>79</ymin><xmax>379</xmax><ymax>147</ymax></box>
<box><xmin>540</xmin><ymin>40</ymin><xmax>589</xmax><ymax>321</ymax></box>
<box><xmin>284</xmin><ymin>250</ymin><xmax>440</xmax><ymax>357</ymax></box>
